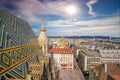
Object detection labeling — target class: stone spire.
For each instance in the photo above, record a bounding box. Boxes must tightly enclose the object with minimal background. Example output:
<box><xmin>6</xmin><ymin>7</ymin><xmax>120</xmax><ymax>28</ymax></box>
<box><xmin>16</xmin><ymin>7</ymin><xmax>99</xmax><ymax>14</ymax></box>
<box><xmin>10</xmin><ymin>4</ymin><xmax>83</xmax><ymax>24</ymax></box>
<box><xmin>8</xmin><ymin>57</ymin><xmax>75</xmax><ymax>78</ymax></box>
<box><xmin>38</xmin><ymin>20</ymin><xmax>48</xmax><ymax>54</ymax></box>
<box><xmin>41</xmin><ymin>20</ymin><xmax>46</xmax><ymax>31</ymax></box>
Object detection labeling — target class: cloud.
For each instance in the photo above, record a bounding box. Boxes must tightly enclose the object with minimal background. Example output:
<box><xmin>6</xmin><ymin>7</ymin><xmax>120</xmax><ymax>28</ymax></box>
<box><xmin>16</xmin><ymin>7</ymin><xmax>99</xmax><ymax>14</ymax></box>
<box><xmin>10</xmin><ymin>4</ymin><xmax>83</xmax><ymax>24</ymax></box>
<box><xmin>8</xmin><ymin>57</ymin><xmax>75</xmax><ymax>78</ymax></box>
<box><xmin>48</xmin><ymin>16</ymin><xmax>119</xmax><ymax>27</ymax></box>
<box><xmin>86</xmin><ymin>0</ymin><xmax>98</xmax><ymax>16</ymax></box>
<box><xmin>6</xmin><ymin>0</ymin><xmax>79</xmax><ymax>23</ymax></box>
<box><xmin>47</xmin><ymin>16</ymin><xmax>120</xmax><ymax>37</ymax></box>
<box><xmin>1</xmin><ymin>0</ymin><xmax>72</xmax><ymax>23</ymax></box>
<box><xmin>47</xmin><ymin>25</ymin><xmax>119</xmax><ymax>37</ymax></box>
<box><xmin>0</xmin><ymin>0</ymin><xmax>119</xmax><ymax>37</ymax></box>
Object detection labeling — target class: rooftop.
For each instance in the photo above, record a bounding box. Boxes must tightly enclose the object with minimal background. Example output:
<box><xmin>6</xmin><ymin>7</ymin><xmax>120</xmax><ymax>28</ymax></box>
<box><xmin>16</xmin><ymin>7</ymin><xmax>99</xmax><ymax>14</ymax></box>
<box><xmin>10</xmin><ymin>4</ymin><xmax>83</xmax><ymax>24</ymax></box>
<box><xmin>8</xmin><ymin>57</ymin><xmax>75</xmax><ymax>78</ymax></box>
<box><xmin>93</xmin><ymin>63</ymin><xmax>120</xmax><ymax>80</ymax></box>
<box><xmin>100</xmin><ymin>50</ymin><xmax>120</xmax><ymax>53</ymax></box>
<box><xmin>108</xmin><ymin>74</ymin><xmax>120</xmax><ymax>80</ymax></box>
<box><xmin>81</xmin><ymin>50</ymin><xmax>100</xmax><ymax>57</ymax></box>
<box><xmin>49</xmin><ymin>47</ymin><xmax>73</xmax><ymax>54</ymax></box>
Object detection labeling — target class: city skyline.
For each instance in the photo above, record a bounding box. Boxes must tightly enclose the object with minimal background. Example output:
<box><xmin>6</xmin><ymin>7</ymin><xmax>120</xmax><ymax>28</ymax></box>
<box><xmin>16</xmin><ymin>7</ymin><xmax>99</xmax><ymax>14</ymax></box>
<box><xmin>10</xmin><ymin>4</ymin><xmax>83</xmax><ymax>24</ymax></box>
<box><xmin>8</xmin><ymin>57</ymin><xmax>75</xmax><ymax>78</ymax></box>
<box><xmin>0</xmin><ymin>0</ymin><xmax>119</xmax><ymax>37</ymax></box>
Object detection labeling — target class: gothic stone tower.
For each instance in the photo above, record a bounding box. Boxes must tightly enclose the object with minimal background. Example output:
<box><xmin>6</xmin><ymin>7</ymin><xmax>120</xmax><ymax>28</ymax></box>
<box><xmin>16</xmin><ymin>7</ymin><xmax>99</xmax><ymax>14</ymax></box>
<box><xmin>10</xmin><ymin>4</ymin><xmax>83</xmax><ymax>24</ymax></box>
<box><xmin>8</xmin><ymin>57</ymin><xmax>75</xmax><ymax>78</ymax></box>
<box><xmin>38</xmin><ymin>21</ymin><xmax>48</xmax><ymax>54</ymax></box>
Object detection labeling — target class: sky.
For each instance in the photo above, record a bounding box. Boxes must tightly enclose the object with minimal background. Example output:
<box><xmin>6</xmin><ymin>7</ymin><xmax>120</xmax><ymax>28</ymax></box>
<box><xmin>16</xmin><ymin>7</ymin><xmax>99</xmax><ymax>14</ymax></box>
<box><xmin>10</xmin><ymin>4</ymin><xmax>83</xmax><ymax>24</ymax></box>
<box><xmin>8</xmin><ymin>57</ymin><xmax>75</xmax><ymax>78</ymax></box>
<box><xmin>0</xmin><ymin>0</ymin><xmax>120</xmax><ymax>37</ymax></box>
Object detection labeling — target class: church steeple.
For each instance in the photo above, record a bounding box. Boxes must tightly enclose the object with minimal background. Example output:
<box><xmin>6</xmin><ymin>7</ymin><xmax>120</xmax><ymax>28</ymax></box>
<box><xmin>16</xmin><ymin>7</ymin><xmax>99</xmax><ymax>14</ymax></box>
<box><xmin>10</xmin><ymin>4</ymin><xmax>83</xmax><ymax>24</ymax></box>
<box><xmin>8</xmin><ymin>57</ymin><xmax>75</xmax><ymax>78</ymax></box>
<box><xmin>40</xmin><ymin>20</ymin><xmax>46</xmax><ymax>32</ymax></box>
<box><xmin>38</xmin><ymin>20</ymin><xmax>48</xmax><ymax>54</ymax></box>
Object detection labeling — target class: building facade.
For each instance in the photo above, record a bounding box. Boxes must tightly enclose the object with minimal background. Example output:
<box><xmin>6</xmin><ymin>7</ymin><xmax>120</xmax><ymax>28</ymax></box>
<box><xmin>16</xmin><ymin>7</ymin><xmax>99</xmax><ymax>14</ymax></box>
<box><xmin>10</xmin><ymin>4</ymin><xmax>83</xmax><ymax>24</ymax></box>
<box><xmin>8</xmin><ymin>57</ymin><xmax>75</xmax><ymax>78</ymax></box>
<box><xmin>100</xmin><ymin>50</ymin><xmax>120</xmax><ymax>63</ymax></box>
<box><xmin>78</xmin><ymin>49</ymin><xmax>120</xmax><ymax>74</ymax></box>
<box><xmin>0</xmin><ymin>10</ymin><xmax>38</xmax><ymax>79</ymax></box>
<box><xmin>50</xmin><ymin>47</ymin><xmax>74</xmax><ymax>69</ymax></box>
<box><xmin>78</xmin><ymin>50</ymin><xmax>100</xmax><ymax>73</ymax></box>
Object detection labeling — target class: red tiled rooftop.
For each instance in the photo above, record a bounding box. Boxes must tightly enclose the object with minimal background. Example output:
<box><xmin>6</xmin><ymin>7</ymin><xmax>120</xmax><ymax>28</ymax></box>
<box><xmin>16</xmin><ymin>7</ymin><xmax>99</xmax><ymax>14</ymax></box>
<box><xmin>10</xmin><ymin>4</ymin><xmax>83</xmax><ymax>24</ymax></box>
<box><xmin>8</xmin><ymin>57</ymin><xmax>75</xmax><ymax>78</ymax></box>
<box><xmin>109</xmin><ymin>74</ymin><xmax>120</xmax><ymax>80</ymax></box>
<box><xmin>93</xmin><ymin>63</ymin><xmax>120</xmax><ymax>80</ymax></box>
<box><xmin>94</xmin><ymin>63</ymin><xmax>120</xmax><ymax>74</ymax></box>
<box><xmin>49</xmin><ymin>47</ymin><xmax>73</xmax><ymax>54</ymax></box>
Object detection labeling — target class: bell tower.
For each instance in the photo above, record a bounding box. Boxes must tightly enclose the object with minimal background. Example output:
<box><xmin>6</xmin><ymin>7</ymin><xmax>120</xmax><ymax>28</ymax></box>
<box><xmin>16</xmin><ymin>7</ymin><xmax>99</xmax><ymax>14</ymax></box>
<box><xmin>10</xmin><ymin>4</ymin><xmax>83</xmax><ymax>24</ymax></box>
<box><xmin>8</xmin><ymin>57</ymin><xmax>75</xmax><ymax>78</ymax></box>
<box><xmin>38</xmin><ymin>20</ymin><xmax>48</xmax><ymax>54</ymax></box>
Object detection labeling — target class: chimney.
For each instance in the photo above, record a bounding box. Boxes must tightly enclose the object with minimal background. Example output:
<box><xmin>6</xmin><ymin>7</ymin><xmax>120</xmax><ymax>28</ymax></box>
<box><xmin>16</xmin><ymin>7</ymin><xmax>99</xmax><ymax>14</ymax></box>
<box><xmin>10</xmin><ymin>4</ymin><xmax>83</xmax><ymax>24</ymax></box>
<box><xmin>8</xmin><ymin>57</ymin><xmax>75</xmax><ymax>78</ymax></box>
<box><xmin>104</xmin><ymin>64</ymin><xmax>107</xmax><ymax>73</ymax></box>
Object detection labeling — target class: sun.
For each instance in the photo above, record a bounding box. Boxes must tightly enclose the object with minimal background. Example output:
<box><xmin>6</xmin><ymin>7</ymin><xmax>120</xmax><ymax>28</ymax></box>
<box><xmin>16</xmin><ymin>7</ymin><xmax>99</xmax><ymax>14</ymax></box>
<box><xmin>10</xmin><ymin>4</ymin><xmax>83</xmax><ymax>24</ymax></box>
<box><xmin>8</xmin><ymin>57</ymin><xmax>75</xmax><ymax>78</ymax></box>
<box><xmin>65</xmin><ymin>5</ymin><xmax>77</xmax><ymax>16</ymax></box>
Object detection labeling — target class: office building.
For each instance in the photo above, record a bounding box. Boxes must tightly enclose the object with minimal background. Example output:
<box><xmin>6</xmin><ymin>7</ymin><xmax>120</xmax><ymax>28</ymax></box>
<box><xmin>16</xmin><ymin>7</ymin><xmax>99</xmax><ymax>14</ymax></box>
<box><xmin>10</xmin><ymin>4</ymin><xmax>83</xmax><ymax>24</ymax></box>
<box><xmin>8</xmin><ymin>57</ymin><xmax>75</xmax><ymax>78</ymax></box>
<box><xmin>78</xmin><ymin>49</ymin><xmax>120</xmax><ymax>74</ymax></box>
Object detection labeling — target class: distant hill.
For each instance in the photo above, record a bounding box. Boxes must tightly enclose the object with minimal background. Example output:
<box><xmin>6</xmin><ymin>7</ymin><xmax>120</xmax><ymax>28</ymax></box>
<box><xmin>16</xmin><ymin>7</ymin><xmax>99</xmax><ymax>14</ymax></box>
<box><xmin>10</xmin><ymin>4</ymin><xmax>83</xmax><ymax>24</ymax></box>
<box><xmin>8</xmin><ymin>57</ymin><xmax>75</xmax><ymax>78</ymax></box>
<box><xmin>47</xmin><ymin>36</ymin><xmax>120</xmax><ymax>39</ymax></box>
